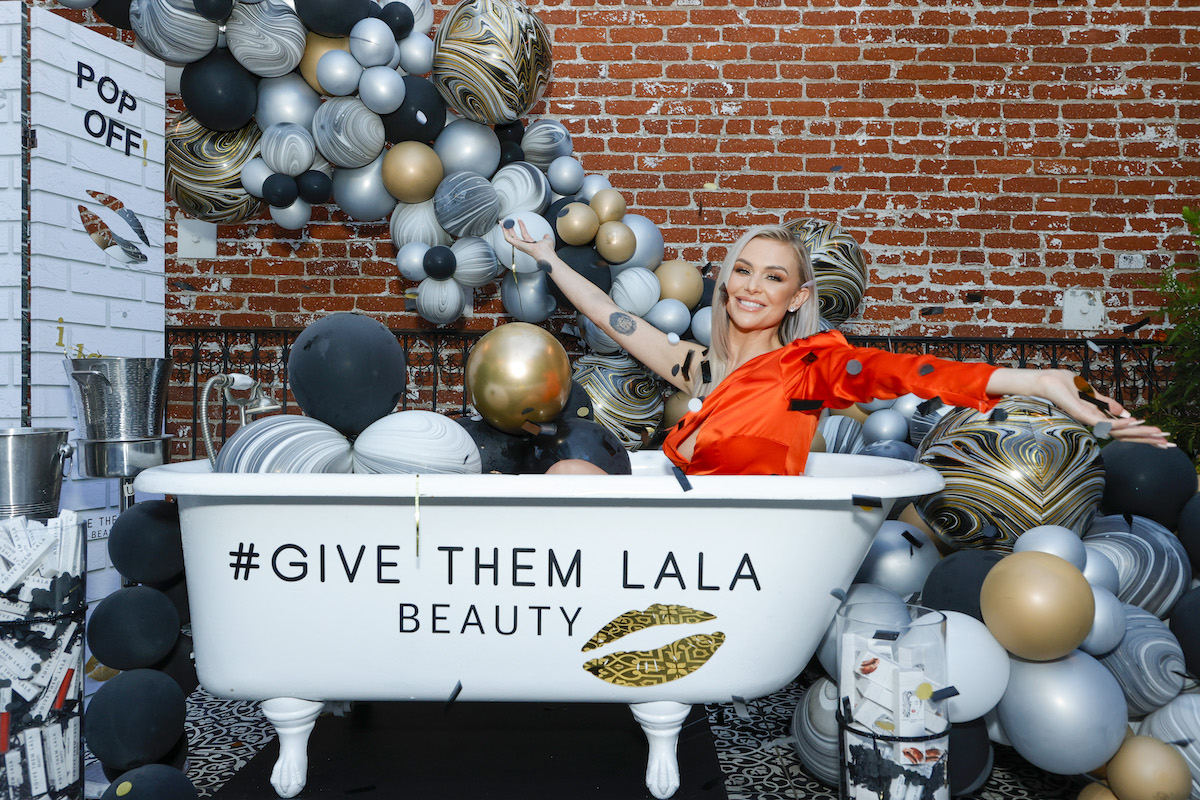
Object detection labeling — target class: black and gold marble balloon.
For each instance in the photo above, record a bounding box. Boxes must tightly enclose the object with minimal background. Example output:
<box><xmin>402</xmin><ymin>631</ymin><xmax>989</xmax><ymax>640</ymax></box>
<box><xmin>165</xmin><ymin>111</ymin><xmax>263</xmax><ymax>224</ymax></box>
<box><xmin>431</xmin><ymin>0</ymin><xmax>552</xmax><ymax>125</ymax></box>
<box><xmin>572</xmin><ymin>353</ymin><xmax>664</xmax><ymax>451</ymax></box>
<box><xmin>783</xmin><ymin>217</ymin><xmax>868</xmax><ymax>328</ymax></box>
<box><xmin>914</xmin><ymin>397</ymin><xmax>1104</xmax><ymax>550</ymax></box>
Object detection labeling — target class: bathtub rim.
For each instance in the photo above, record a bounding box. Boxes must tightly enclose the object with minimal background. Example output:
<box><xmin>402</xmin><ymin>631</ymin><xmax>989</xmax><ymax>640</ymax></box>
<box><xmin>135</xmin><ymin>451</ymin><xmax>944</xmax><ymax>502</ymax></box>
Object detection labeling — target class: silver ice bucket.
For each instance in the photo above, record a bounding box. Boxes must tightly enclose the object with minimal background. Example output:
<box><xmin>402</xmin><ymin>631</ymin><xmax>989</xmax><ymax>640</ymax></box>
<box><xmin>65</xmin><ymin>357</ymin><xmax>173</xmax><ymax>440</ymax></box>
<box><xmin>0</xmin><ymin>428</ymin><xmax>74</xmax><ymax>521</ymax></box>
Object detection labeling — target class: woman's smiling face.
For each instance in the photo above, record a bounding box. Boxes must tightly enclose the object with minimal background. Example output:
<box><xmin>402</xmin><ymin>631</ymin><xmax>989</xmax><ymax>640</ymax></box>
<box><xmin>724</xmin><ymin>236</ymin><xmax>811</xmax><ymax>333</ymax></box>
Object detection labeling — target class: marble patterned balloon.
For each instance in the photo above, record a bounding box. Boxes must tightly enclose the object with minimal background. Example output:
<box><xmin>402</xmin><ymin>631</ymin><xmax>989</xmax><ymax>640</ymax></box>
<box><xmin>166</xmin><ymin>110</ymin><xmax>263</xmax><ymax>223</ymax></box>
<box><xmin>430</xmin><ymin>0</ymin><xmax>552</xmax><ymax>125</ymax></box>
<box><xmin>130</xmin><ymin>0</ymin><xmax>219</xmax><ymax>64</ymax></box>
<box><xmin>390</xmin><ymin>199</ymin><xmax>452</xmax><ymax>249</ymax></box>
<box><xmin>415</xmin><ymin>277</ymin><xmax>467</xmax><ymax>325</ymax></box>
<box><xmin>432</xmin><ymin>172</ymin><xmax>501</xmax><ymax>238</ymax></box>
<box><xmin>1084</xmin><ymin>515</ymin><xmax>1191</xmax><ymax>618</ymax></box>
<box><xmin>783</xmin><ymin>217</ymin><xmax>868</xmax><ymax>328</ymax></box>
<box><xmin>259</xmin><ymin>123</ymin><xmax>316</xmax><ymax>176</ymax></box>
<box><xmin>609</xmin><ymin>267</ymin><xmax>661</xmax><ymax>317</ymax></box>
<box><xmin>312</xmin><ymin>97</ymin><xmax>386</xmax><ymax>169</ymax></box>
<box><xmin>449</xmin><ymin>236</ymin><xmax>497</xmax><ymax>288</ymax></box>
<box><xmin>491</xmin><ymin>161</ymin><xmax>551</xmax><ymax>217</ymax></box>
<box><xmin>520</xmin><ymin>119</ymin><xmax>573</xmax><ymax>172</ymax></box>
<box><xmin>908</xmin><ymin>400</ymin><xmax>955</xmax><ymax>449</ymax></box>
<box><xmin>790</xmin><ymin>677</ymin><xmax>840</xmax><ymax>788</ymax></box>
<box><xmin>816</xmin><ymin>413</ymin><xmax>866</xmax><ymax>455</ymax></box>
<box><xmin>1140</xmin><ymin>694</ymin><xmax>1200</xmax><ymax>799</ymax></box>
<box><xmin>1098</xmin><ymin>605</ymin><xmax>1186</xmax><ymax>718</ymax></box>
<box><xmin>578</xmin><ymin>314</ymin><xmax>621</xmax><ymax>355</ymax></box>
<box><xmin>914</xmin><ymin>397</ymin><xmax>1104</xmax><ymax>550</ymax></box>
<box><xmin>572</xmin><ymin>352</ymin><xmax>664</xmax><ymax>451</ymax></box>
<box><xmin>352</xmin><ymin>410</ymin><xmax>482</xmax><ymax>474</ymax></box>
<box><xmin>214</xmin><ymin>414</ymin><xmax>353</xmax><ymax>473</ymax></box>
<box><xmin>224</xmin><ymin>0</ymin><xmax>306</xmax><ymax>78</ymax></box>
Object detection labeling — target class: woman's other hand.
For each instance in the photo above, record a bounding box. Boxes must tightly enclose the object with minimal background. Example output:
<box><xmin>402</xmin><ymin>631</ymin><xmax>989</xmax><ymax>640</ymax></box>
<box><xmin>1032</xmin><ymin>369</ymin><xmax>1174</xmax><ymax>448</ymax></box>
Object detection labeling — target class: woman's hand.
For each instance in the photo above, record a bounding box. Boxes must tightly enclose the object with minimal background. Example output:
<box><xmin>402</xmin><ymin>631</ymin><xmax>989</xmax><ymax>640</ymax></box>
<box><xmin>501</xmin><ymin>218</ymin><xmax>556</xmax><ymax>264</ymax></box>
<box><xmin>1031</xmin><ymin>369</ymin><xmax>1173</xmax><ymax>448</ymax></box>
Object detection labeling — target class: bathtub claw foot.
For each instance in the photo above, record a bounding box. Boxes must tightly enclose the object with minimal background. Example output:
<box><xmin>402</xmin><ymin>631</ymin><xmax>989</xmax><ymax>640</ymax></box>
<box><xmin>262</xmin><ymin>697</ymin><xmax>324</xmax><ymax>798</ymax></box>
<box><xmin>630</xmin><ymin>701</ymin><xmax>691</xmax><ymax>800</ymax></box>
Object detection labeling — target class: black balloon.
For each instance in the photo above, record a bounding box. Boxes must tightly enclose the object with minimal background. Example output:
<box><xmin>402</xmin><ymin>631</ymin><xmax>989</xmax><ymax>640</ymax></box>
<box><xmin>85</xmin><ymin>669</ymin><xmax>186</xmax><ymax>772</ymax></box>
<box><xmin>262</xmin><ymin>173</ymin><xmax>299</xmax><ymax>208</ymax></box>
<box><xmin>1169</xmin><ymin>587</ymin><xmax>1200</xmax><ymax>679</ymax></box>
<box><xmin>381</xmin><ymin>76</ymin><xmax>447</xmax><ymax>144</ymax></box>
<box><xmin>102</xmin><ymin>730</ymin><xmax>187</xmax><ymax>782</ymax></box>
<box><xmin>87</xmin><ymin>587</ymin><xmax>181</xmax><ymax>671</ymax></box>
<box><xmin>153</xmin><ymin>633</ymin><xmax>199</xmax><ymax>697</ymax></box>
<box><xmin>543</xmin><ymin>196</ymin><xmax>574</xmax><ymax>248</ymax></box>
<box><xmin>1100</xmin><ymin>440</ymin><xmax>1198</xmax><ymax>531</ymax></box>
<box><xmin>380</xmin><ymin>1</ymin><xmax>415</xmax><ymax>39</ymax></box>
<box><xmin>948</xmin><ymin>717</ymin><xmax>993</xmax><ymax>796</ymax></box>
<box><xmin>1178</xmin><ymin>493</ymin><xmax>1200</xmax><ymax>570</ymax></box>
<box><xmin>525</xmin><ymin>416</ymin><xmax>632</xmax><ymax>474</ymax></box>
<box><xmin>192</xmin><ymin>0</ymin><xmax>233</xmax><ymax>22</ymax></box>
<box><xmin>178</xmin><ymin>48</ymin><xmax>258</xmax><ymax>133</ymax></box>
<box><xmin>296</xmin><ymin>170</ymin><xmax>333</xmax><ymax>204</ymax></box>
<box><xmin>498</xmin><ymin>141</ymin><xmax>525</xmax><ymax>167</ymax></box>
<box><xmin>455</xmin><ymin>417</ymin><xmax>531</xmax><ymax>474</ymax></box>
<box><xmin>108</xmin><ymin>500</ymin><xmax>183</xmax><ymax>584</ymax></box>
<box><xmin>294</xmin><ymin>0</ymin><xmax>371</xmax><ymax>36</ymax></box>
<box><xmin>551</xmin><ymin>246</ymin><xmax>611</xmax><ymax>310</ymax></box>
<box><xmin>148</xmin><ymin>572</ymin><xmax>191</xmax><ymax>626</ymax></box>
<box><xmin>423</xmin><ymin>245</ymin><xmax>457</xmax><ymax>280</ymax></box>
<box><xmin>700</xmin><ymin>276</ymin><xmax>717</xmax><ymax>308</ymax></box>
<box><xmin>558</xmin><ymin>379</ymin><xmax>595</xmax><ymax>423</ymax></box>
<box><xmin>494</xmin><ymin>119</ymin><xmax>525</xmax><ymax>145</ymax></box>
<box><xmin>366</xmin><ymin>2</ymin><xmax>383</xmax><ymax>18</ymax></box>
<box><xmin>287</xmin><ymin>312</ymin><xmax>407</xmax><ymax>437</ymax></box>
<box><xmin>92</xmin><ymin>0</ymin><xmax>133</xmax><ymax>29</ymax></box>
<box><xmin>919</xmin><ymin>549</ymin><xmax>1005</xmax><ymax>621</ymax></box>
<box><xmin>101</xmin><ymin>764</ymin><xmax>197</xmax><ymax>800</ymax></box>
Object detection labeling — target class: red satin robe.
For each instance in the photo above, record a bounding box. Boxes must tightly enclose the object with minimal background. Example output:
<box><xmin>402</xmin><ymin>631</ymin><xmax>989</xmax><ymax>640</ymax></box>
<box><xmin>662</xmin><ymin>330</ymin><xmax>1001</xmax><ymax>476</ymax></box>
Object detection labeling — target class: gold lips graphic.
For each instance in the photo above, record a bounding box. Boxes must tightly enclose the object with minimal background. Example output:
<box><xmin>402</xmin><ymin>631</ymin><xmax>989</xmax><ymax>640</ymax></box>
<box><xmin>582</xmin><ymin>604</ymin><xmax>725</xmax><ymax>687</ymax></box>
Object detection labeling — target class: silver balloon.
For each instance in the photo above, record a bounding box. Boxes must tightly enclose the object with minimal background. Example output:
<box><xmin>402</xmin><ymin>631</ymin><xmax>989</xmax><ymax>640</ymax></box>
<box><xmin>434</xmin><ymin>119</ymin><xmax>501</xmax><ymax>177</ymax></box>
<box><xmin>415</xmin><ymin>277</ymin><xmax>466</xmax><ymax>325</ymax></box>
<box><xmin>643</xmin><ymin>298</ymin><xmax>690</xmax><ymax>337</ymax></box>
<box><xmin>331</xmin><ymin>153</ymin><xmax>398</xmax><ymax>221</ymax></box>
<box><xmin>269</xmin><ymin>196</ymin><xmax>312</xmax><ymax>230</ymax></box>
<box><xmin>690</xmin><ymin>306</ymin><xmax>712</xmax><ymax>347</ymax></box>
<box><xmin>316</xmin><ymin>49</ymin><xmax>363</xmax><ymax>97</ymax></box>
<box><xmin>1014</xmin><ymin>524</ymin><xmax>1087</xmax><ymax>571</ymax></box>
<box><xmin>390</xmin><ymin>199</ymin><xmax>451</xmax><ymax>248</ymax></box>
<box><xmin>358</xmin><ymin>66</ymin><xmax>407</xmax><ymax>115</ymax></box>
<box><xmin>609</xmin><ymin>267</ymin><xmax>660</xmax><ymax>317</ymax></box>
<box><xmin>616</xmin><ymin>213</ymin><xmax>665</xmax><ymax>273</ymax></box>
<box><xmin>398</xmin><ymin>31</ymin><xmax>434</xmax><ymax>75</ymax></box>
<box><xmin>349</xmin><ymin>18</ymin><xmax>397</xmax><ymax>68</ymax></box>
<box><xmin>861</xmin><ymin>440</ymin><xmax>918</xmax><ymax>461</ymax></box>
<box><xmin>1084</xmin><ymin>548</ymin><xmax>1122</xmax><ymax>595</ymax></box>
<box><xmin>996</xmin><ymin>650</ymin><xmax>1127</xmax><ymax>774</ymax></box>
<box><xmin>396</xmin><ymin>241</ymin><xmax>430</xmax><ymax>282</ymax></box>
<box><xmin>815</xmin><ymin>583</ymin><xmax>907</xmax><ymax>678</ymax></box>
<box><xmin>57</xmin><ymin>0</ymin><xmax>99</xmax><ymax>7</ymax></box>
<box><xmin>501</xmin><ymin>270</ymin><xmax>556</xmax><ymax>324</ymax></box>
<box><xmin>861</xmin><ymin>408</ymin><xmax>909</xmax><ymax>445</ymax></box>
<box><xmin>240</xmin><ymin>157</ymin><xmax>273</xmax><ymax>198</ymax></box>
<box><xmin>449</xmin><ymin>236</ymin><xmax>498</xmax><ymax>288</ymax></box>
<box><xmin>387</xmin><ymin>41</ymin><xmax>404</xmax><ymax>71</ymax></box>
<box><xmin>260</xmin><ymin>123</ymin><xmax>316</xmax><ymax>176</ymax></box>
<box><xmin>256</xmin><ymin>73</ymin><xmax>322</xmax><ymax>131</ymax></box>
<box><xmin>854</xmin><ymin>520</ymin><xmax>941</xmax><ymax>599</ymax></box>
<box><xmin>859</xmin><ymin>398</ymin><xmax>896</xmax><ymax>412</ymax></box>
<box><xmin>790</xmin><ymin>677</ymin><xmax>840</xmax><ymax>787</ymax></box>
<box><xmin>576</xmin><ymin>174</ymin><xmax>612</xmax><ymax>203</ymax></box>
<box><xmin>1081</xmin><ymin>585</ymin><xmax>1127</xmax><ymax>656</ymax></box>
<box><xmin>547</xmin><ymin>155</ymin><xmax>585</xmax><ymax>196</ymax></box>
<box><xmin>891</xmin><ymin>393</ymin><xmax>923</xmax><ymax>420</ymax></box>
<box><xmin>578</xmin><ymin>314</ymin><xmax>620</xmax><ymax>355</ymax></box>
<box><xmin>520</xmin><ymin>119</ymin><xmax>573</xmax><ymax>171</ymax></box>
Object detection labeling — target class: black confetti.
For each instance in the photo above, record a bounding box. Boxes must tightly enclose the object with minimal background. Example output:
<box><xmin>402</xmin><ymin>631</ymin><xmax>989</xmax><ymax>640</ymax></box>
<box><xmin>681</xmin><ymin>350</ymin><xmax>694</xmax><ymax>381</ymax></box>
<box><xmin>671</xmin><ymin>364</ymin><xmax>680</xmax><ymax>377</ymax></box>
<box><xmin>444</xmin><ymin>680</ymin><xmax>463</xmax><ymax>711</ymax></box>
<box><xmin>965</xmin><ymin>292</ymin><xmax>983</xmax><ymax>302</ymax></box>
<box><xmin>989</xmin><ymin>408</ymin><xmax>1008</xmax><ymax>423</ymax></box>
<box><xmin>846</xmin><ymin>359</ymin><xmax>863</xmax><ymax>375</ymax></box>
<box><xmin>916</xmin><ymin>396</ymin><xmax>943</xmax><ymax>415</ymax></box>
<box><xmin>1123</xmin><ymin>317</ymin><xmax>1151</xmax><ymax>333</ymax></box>
<box><xmin>931</xmin><ymin>686</ymin><xmax>960</xmax><ymax>701</ymax></box>
<box><xmin>803</xmin><ymin>352</ymin><xmax>818</xmax><ymax>364</ymax></box>
<box><xmin>701</xmin><ymin>360</ymin><xmax>712</xmax><ymax>383</ymax></box>
<box><xmin>918</xmin><ymin>364</ymin><xmax>934</xmax><ymax>376</ymax></box>
<box><xmin>901</xmin><ymin>531</ymin><xmax>923</xmax><ymax>548</ymax></box>
<box><xmin>671</xmin><ymin>466</ymin><xmax>693</xmax><ymax>492</ymax></box>
<box><xmin>789</xmin><ymin>399</ymin><xmax>823</xmax><ymax>411</ymax></box>
<box><xmin>920</xmin><ymin>306</ymin><xmax>944</xmax><ymax>316</ymax></box>
<box><xmin>852</xmin><ymin>495</ymin><xmax>883</xmax><ymax>508</ymax></box>
<box><xmin>873</xmin><ymin>629</ymin><xmax>900</xmax><ymax>641</ymax></box>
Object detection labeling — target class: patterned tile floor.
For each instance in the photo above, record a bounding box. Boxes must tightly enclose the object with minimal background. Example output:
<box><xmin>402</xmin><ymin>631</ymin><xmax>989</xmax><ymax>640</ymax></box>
<box><xmin>119</xmin><ymin>671</ymin><xmax>1086</xmax><ymax>800</ymax></box>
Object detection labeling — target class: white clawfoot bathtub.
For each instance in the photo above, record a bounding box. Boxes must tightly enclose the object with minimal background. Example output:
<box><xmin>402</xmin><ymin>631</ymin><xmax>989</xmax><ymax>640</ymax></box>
<box><xmin>135</xmin><ymin>451</ymin><xmax>942</xmax><ymax>798</ymax></box>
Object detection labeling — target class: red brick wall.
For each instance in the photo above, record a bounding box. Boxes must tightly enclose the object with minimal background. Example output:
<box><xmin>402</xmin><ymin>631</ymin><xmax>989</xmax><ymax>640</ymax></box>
<box><xmin>47</xmin><ymin>0</ymin><xmax>1200</xmax><ymax>340</ymax></box>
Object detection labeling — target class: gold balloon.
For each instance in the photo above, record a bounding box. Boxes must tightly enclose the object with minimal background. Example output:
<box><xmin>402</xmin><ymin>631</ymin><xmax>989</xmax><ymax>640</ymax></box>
<box><xmin>662</xmin><ymin>389</ymin><xmax>693</xmax><ymax>430</ymax></box>
<box><xmin>465</xmin><ymin>323</ymin><xmax>572</xmax><ymax>435</ymax></box>
<box><xmin>1106</xmin><ymin>737</ymin><xmax>1192</xmax><ymax>800</ymax></box>
<box><xmin>655</xmin><ymin>259</ymin><xmax>704</xmax><ymax>309</ymax></box>
<box><xmin>300</xmin><ymin>32</ymin><xmax>351</xmax><ymax>94</ymax></box>
<box><xmin>589</xmin><ymin>188</ymin><xmax>627</xmax><ymax>223</ymax></box>
<box><xmin>1077</xmin><ymin>784</ymin><xmax>1118</xmax><ymax>800</ymax></box>
<box><xmin>979</xmin><ymin>551</ymin><xmax>1094</xmax><ymax>661</ymax></box>
<box><xmin>831</xmin><ymin>404</ymin><xmax>869</xmax><ymax>424</ymax></box>
<box><xmin>382</xmin><ymin>142</ymin><xmax>444</xmax><ymax>203</ymax></box>
<box><xmin>556</xmin><ymin>202</ymin><xmax>600</xmax><ymax>247</ymax></box>
<box><xmin>810</xmin><ymin>428</ymin><xmax>827</xmax><ymax>453</ymax></box>
<box><xmin>595</xmin><ymin>221</ymin><xmax>636</xmax><ymax>265</ymax></box>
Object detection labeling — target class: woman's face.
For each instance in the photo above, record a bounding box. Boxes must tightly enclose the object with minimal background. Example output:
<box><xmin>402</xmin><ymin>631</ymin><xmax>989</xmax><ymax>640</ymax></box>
<box><xmin>724</xmin><ymin>237</ymin><xmax>811</xmax><ymax>334</ymax></box>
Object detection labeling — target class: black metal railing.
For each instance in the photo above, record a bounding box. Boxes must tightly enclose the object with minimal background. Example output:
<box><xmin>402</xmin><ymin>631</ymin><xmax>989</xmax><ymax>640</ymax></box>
<box><xmin>165</xmin><ymin>327</ymin><xmax>1172</xmax><ymax>462</ymax></box>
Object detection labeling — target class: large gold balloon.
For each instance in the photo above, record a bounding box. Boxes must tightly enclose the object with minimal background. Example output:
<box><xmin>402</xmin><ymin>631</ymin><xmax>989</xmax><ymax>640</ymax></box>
<box><xmin>300</xmin><ymin>32</ymin><xmax>351</xmax><ymax>94</ymax></box>
<box><xmin>979</xmin><ymin>551</ymin><xmax>1094</xmax><ymax>661</ymax></box>
<box><xmin>655</xmin><ymin>259</ymin><xmax>704</xmax><ymax>309</ymax></box>
<box><xmin>556</xmin><ymin>202</ymin><xmax>600</xmax><ymax>246</ymax></box>
<box><xmin>382</xmin><ymin>142</ymin><xmax>444</xmax><ymax>203</ymax></box>
<box><xmin>589</xmin><ymin>188</ymin><xmax>627</xmax><ymax>223</ymax></box>
<box><xmin>595</xmin><ymin>221</ymin><xmax>636</xmax><ymax>265</ymax></box>
<box><xmin>1106</xmin><ymin>736</ymin><xmax>1191</xmax><ymax>800</ymax></box>
<box><xmin>465</xmin><ymin>323</ymin><xmax>572</xmax><ymax>435</ymax></box>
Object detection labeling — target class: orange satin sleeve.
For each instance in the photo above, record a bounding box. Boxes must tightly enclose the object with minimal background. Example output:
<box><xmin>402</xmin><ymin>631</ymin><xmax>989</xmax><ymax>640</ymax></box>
<box><xmin>662</xmin><ymin>331</ymin><xmax>1001</xmax><ymax>476</ymax></box>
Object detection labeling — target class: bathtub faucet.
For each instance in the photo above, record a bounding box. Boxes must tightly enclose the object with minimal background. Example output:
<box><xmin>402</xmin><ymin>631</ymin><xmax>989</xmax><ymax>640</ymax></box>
<box><xmin>200</xmin><ymin>372</ymin><xmax>283</xmax><ymax>467</ymax></box>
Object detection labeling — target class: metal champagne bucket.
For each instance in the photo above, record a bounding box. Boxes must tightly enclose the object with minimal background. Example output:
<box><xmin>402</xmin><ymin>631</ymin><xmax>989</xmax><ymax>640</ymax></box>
<box><xmin>0</xmin><ymin>428</ymin><xmax>74</xmax><ymax>521</ymax></box>
<box><xmin>65</xmin><ymin>357</ymin><xmax>173</xmax><ymax>440</ymax></box>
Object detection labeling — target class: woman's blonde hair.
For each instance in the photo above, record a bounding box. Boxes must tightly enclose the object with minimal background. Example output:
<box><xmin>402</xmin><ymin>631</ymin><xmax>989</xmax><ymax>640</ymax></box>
<box><xmin>702</xmin><ymin>224</ymin><xmax>821</xmax><ymax>391</ymax></box>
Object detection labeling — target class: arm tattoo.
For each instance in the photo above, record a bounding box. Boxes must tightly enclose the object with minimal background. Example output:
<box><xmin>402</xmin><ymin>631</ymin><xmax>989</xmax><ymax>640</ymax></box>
<box><xmin>609</xmin><ymin>312</ymin><xmax>637</xmax><ymax>336</ymax></box>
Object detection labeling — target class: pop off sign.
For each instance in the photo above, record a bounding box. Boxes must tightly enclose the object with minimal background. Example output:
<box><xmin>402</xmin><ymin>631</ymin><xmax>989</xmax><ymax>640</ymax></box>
<box><xmin>74</xmin><ymin>61</ymin><xmax>143</xmax><ymax>157</ymax></box>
